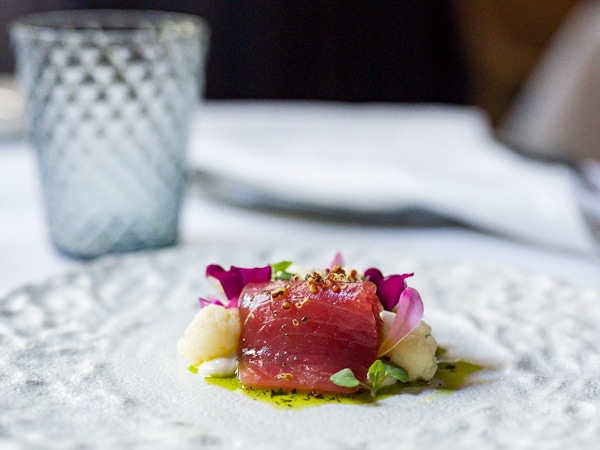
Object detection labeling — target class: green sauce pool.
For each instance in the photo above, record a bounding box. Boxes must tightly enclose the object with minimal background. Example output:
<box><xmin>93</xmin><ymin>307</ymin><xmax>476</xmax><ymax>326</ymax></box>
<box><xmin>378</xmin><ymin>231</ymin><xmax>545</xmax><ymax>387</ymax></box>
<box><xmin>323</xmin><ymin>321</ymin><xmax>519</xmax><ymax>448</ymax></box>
<box><xmin>205</xmin><ymin>359</ymin><xmax>482</xmax><ymax>410</ymax></box>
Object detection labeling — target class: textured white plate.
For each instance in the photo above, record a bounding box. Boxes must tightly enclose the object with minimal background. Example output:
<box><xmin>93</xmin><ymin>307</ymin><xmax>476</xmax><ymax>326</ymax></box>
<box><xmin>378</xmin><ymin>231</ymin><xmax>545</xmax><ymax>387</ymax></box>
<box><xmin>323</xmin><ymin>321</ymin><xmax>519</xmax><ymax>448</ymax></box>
<box><xmin>1</xmin><ymin>244</ymin><xmax>600</xmax><ymax>449</ymax></box>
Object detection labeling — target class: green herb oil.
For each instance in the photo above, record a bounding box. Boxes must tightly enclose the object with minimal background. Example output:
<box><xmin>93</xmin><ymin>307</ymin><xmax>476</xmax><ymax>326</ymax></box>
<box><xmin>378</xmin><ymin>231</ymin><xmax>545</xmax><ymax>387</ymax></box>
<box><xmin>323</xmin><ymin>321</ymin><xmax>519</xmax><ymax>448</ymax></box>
<box><xmin>205</xmin><ymin>359</ymin><xmax>482</xmax><ymax>410</ymax></box>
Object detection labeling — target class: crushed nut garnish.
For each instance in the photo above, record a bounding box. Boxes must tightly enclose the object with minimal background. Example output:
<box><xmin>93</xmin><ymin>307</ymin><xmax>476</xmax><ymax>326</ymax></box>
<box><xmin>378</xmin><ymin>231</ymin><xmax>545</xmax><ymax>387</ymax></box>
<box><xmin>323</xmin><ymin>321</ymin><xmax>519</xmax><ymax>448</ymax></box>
<box><xmin>295</xmin><ymin>297</ymin><xmax>309</xmax><ymax>308</ymax></box>
<box><xmin>271</xmin><ymin>286</ymin><xmax>287</xmax><ymax>300</ymax></box>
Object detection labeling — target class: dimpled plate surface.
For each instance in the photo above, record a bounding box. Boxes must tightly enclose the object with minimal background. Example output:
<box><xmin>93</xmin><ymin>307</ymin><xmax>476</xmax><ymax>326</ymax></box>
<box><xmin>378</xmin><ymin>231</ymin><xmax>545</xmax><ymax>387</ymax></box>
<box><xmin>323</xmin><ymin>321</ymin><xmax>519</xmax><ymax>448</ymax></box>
<box><xmin>1</xmin><ymin>244</ymin><xmax>600</xmax><ymax>449</ymax></box>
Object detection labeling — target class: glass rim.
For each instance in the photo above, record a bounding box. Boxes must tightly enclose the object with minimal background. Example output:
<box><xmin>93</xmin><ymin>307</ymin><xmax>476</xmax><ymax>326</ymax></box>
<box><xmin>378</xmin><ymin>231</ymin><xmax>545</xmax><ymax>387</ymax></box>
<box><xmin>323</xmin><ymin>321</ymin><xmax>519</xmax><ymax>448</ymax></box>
<box><xmin>10</xmin><ymin>9</ymin><xmax>209</xmax><ymax>43</ymax></box>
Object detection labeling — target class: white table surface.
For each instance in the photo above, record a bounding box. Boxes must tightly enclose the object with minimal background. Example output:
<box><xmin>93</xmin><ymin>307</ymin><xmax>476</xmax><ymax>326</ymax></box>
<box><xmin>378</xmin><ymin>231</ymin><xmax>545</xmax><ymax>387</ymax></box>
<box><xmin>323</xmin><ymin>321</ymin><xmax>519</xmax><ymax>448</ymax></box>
<box><xmin>0</xmin><ymin>101</ymin><xmax>600</xmax><ymax>448</ymax></box>
<box><xmin>2</xmin><ymin>103</ymin><xmax>600</xmax><ymax>298</ymax></box>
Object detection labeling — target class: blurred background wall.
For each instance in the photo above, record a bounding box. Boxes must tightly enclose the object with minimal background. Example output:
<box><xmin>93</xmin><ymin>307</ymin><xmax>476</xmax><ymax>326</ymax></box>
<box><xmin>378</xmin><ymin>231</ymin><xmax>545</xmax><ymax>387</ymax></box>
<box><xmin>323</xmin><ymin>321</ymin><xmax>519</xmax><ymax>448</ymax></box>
<box><xmin>452</xmin><ymin>0</ymin><xmax>580</xmax><ymax>124</ymax></box>
<box><xmin>0</xmin><ymin>0</ymin><xmax>581</xmax><ymax>124</ymax></box>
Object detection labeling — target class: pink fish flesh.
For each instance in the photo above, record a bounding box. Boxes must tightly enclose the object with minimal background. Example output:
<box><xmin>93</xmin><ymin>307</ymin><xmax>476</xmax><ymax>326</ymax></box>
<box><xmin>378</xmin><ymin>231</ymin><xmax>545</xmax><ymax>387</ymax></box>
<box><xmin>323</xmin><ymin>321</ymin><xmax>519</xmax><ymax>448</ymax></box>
<box><xmin>237</xmin><ymin>279</ymin><xmax>384</xmax><ymax>394</ymax></box>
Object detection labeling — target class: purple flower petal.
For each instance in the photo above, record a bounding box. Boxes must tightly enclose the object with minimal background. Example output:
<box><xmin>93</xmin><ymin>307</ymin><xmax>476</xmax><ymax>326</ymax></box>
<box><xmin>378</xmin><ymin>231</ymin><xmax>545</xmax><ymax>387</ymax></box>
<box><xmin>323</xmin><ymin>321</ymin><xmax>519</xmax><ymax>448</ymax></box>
<box><xmin>232</xmin><ymin>265</ymin><xmax>272</xmax><ymax>287</ymax></box>
<box><xmin>205</xmin><ymin>264</ymin><xmax>272</xmax><ymax>305</ymax></box>
<box><xmin>328</xmin><ymin>252</ymin><xmax>344</xmax><ymax>270</ymax></box>
<box><xmin>206</xmin><ymin>264</ymin><xmax>243</xmax><ymax>301</ymax></box>
<box><xmin>364</xmin><ymin>267</ymin><xmax>383</xmax><ymax>284</ymax></box>
<box><xmin>377</xmin><ymin>287</ymin><xmax>424</xmax><ymax>356</ymax></box>
<box><xmin>365</xmin><ymin>268</ymin><xmax>414</xmax><ymax>311</ymax></box>
<box><xmin>199</xmin><ymin>295</ymin><xmax>229</xmax><ymax>308</ymax></box>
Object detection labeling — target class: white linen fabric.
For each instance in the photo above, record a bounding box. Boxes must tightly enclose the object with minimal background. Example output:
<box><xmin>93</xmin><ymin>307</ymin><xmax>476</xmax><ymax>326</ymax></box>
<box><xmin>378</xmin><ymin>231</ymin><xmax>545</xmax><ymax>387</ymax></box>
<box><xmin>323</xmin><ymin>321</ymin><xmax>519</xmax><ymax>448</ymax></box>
<box><xmin>189</xmin><ymin>101</ymin><xmax>599</xmax><ymax>255</ymax></box>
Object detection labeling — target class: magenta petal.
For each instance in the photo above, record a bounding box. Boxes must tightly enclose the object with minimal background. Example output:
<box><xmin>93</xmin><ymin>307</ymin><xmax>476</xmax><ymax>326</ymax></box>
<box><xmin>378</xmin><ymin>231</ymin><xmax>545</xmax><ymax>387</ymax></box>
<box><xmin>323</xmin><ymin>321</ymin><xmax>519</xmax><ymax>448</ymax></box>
<box><xmin>199</xmin><ymin>296</ymin><xmax>228</xmax><ymax>308</ymax></box>
<box><xmin>206</xmin><ymin>264</ymin><xmax>243</xmax><ymax>301</ymax></box>
<box><xmin>365</xmin><ymin>269</ymin><xmax>414</xmax><ymax>311</ymax></box>
<box><xmin>377</xmin><ymin>287</ymin><xmax>424</xmax><ymax>356</ymax></box>
<box><xmin>226</xmin><ymin>298</ymin><xmax>239</xmax><ymax>309</ymax></box>
<box><xmin>233</xmin><ymin>265</ymin><xmax>272</xmax><ymax>286</ymax></box>
<box><xmin>376</xmin><ymin>275</ymin><xmax>407</xmax><ymax>310</ymax></box>
<box><xmin>328</xmin><ymin>252</ymin><xmax>344</xmax><ymax>269</ymax></box>
<box><xmin>364</xmin><ymin>268</ymin><xmax>383</xmax><ymax>284</ymax></box>
<box><xmin>205</xmin><ymin>264</ymin><xmax>272</xmax><ymax>303</ymax></box>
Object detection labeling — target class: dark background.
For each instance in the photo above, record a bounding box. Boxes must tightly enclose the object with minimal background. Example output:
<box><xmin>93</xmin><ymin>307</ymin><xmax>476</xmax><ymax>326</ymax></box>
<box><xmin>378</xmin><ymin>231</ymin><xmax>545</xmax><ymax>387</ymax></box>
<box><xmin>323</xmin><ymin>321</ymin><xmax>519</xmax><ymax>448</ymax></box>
<box><xmin>1</xmin><ymin>1</ymin><xmax>468</xmax><ymax>103</ymax></box>
<box><xmin>0</xmin><ymin>1</ymin><xmax>580</xmax><ymax>123</ymax></box>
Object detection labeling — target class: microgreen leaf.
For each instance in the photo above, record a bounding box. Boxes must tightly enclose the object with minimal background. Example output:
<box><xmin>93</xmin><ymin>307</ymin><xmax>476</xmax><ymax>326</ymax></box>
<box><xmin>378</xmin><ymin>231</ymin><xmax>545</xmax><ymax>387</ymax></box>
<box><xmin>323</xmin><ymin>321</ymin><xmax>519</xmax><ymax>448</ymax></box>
<box><xmin>329</xmin><ymin>368</ymin><xmax>361</xmax><ymax>388</ymax></box>
<box><xmin>382</xmin><ymin>361</ymin><xmax>409</xmax><ymax>383</ymax></box>
<box><xmin>331</xmin><ymin>360</ymin><xmax>410</xmax><ymax>397</ymax></box>
<box><xmin>188</xmin><ymin>365</ymin><xmax>198</xmax><ymax>374</ymax></box>
<box><xmin>270</xmin><ymin>261</ymin><xmax>294</xmax><ymax>280</ymax></box>
<box><xmin>367</xmin><ymin>359</ymin><xmax>386</xmax><ymax>388</ymax></box>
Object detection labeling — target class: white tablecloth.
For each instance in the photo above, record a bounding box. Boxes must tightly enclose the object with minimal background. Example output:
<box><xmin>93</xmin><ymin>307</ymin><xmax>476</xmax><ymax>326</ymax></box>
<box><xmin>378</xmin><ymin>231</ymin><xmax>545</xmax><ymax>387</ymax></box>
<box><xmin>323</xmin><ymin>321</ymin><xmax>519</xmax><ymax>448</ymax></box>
<box><xmin>4</xmin><ymin>101</ymin><xmax>600</xmax><ymax>450</ymax></box>
<box><xmin>2</xmin><ymin>101</ymin><xmax>600</xmax><ymax>296</ymax></box>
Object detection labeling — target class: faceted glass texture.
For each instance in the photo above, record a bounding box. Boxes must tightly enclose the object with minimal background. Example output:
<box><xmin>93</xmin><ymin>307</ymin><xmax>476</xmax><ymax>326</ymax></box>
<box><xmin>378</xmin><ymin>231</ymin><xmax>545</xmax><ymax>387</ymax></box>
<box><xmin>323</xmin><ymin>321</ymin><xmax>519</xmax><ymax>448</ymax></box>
<box><xmin>12</xmin><ymin>10</ymin><xmax>208</xmax><ymax>258</ymax></box>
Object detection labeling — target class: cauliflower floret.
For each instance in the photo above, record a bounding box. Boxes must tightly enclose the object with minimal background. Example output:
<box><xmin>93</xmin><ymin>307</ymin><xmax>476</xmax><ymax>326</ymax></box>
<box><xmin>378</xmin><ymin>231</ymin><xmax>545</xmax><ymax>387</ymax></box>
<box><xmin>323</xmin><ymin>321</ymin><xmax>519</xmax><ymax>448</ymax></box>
<box><xmin>381</xmin><ymin>311</ymin><xmax>438</xmax><ymax>382</ymax></box>
<box><xmin>177</xmin><ymin>304</ymin><xmax>241</xmax><ymax>366</ymax></box>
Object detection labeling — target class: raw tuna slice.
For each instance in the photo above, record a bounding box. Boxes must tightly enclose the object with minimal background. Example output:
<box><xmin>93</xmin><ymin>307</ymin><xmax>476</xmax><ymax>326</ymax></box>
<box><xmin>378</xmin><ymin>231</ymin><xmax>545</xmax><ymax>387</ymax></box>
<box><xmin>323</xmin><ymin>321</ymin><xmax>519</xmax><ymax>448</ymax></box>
<box><xmin>238</xmin><ymin>278</ymin><xmax>384</xmax><ymax>394</ymax></box>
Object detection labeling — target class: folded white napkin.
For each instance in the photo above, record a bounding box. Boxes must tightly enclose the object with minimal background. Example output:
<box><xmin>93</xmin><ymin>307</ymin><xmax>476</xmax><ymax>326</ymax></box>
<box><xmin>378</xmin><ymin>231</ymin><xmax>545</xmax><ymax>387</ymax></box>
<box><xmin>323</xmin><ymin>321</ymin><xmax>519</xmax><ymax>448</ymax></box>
<box><xmin>188</xmin><ymin>101</ymin><xmax>599</xmax><ymax>255</ymax></box>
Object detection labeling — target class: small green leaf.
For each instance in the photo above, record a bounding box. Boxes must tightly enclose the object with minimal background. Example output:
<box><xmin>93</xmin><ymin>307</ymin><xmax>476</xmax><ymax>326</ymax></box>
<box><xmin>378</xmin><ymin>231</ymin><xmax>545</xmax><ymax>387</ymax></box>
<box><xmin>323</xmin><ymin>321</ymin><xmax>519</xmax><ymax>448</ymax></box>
<box><xmin>188</xmin><ymin>365</ymin><xmax>198</xmax><ymax>374</ymax></box>
<box><xmin>332</xmin><ymin>360</ymin><xmax>409</xmax><ymax>397</ymax></box>
<box><xmin>383</xmin><ymin>361</ymin><xmax>409</xmax><ymax>383</ymax></box>
<box><xmin>271</xmin><ymin>261</ymin><xmax>294</xmax><ymax>280</ymax></box>
<box><xmin>367</xmin><ymin>359</ymin><xmax>386</xmax><ymax>385</ymax></box>
<box><xmin>330</xmin><ymin>368</ymin><xmax>361</xmax><ymax>388</ymax></box>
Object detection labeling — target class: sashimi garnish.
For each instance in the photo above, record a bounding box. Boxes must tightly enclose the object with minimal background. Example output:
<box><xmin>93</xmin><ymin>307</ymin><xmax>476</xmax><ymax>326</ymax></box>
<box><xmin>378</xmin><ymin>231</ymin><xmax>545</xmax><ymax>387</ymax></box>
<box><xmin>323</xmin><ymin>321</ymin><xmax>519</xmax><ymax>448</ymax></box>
<box><xmin>179</xmin><ymin>253</ymin><xmax>437</xmax><ymax>398</ymax></box>
<box><xmin>201</xmin><ymin>264</ymin><xmax>271</xmax><ymax>308</ymax></box>
<box><xmin>330</xmin><ymin>359</ymin><xmax>409</xmax><ymax>397</ymax></box>
<box><xmin>364</xmin><ymin>267</ymin><xmax>414</xmax><ymax>311</ymax></box>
